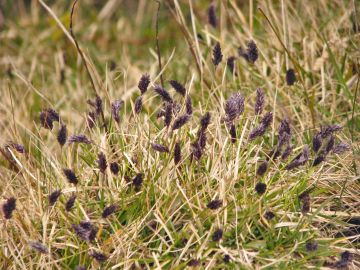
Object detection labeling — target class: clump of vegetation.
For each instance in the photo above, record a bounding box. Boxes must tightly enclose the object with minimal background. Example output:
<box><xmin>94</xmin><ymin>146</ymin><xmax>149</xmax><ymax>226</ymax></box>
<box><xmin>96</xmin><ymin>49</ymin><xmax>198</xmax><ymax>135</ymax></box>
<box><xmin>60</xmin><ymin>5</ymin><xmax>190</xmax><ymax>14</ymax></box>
<box><xmin>0</xmin><ymin>0</ymin><xmax>359</xmax><ymax>269</ymax></box>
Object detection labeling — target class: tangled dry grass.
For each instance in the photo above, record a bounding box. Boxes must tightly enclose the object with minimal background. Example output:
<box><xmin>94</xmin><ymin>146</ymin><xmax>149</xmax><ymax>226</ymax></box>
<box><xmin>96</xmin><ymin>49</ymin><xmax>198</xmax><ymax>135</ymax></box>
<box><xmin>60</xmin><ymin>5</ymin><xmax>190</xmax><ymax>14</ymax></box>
<box><xmin>0</xmin><ymin>0</ymin><xmax>359</xmax><ymax>269</ymax></box>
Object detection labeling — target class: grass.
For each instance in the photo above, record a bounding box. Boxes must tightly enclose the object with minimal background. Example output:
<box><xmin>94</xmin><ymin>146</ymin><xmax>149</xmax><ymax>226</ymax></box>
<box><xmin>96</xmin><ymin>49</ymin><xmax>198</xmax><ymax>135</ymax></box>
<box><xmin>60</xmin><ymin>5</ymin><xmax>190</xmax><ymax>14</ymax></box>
<box><xmin>0</xmin><ymin>0</ymin><xmax>359</xmax><ymax>269</ymax></box>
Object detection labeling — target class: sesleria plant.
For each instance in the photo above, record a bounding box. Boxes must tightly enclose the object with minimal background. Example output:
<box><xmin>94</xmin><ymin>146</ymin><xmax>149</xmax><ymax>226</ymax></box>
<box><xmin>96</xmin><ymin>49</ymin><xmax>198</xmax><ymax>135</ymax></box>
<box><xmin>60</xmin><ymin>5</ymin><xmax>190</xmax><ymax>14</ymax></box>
<box><xmin>0</xmin><ymin>0</ymin><xmax>359</xmax><ymax>269</ymax></box>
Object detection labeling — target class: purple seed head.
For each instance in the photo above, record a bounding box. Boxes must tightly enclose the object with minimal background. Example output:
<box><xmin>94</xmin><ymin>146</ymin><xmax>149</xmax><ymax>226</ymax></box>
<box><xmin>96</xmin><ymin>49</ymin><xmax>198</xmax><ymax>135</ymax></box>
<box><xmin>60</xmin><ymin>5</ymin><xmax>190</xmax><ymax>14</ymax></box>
<box><xmin>164</xmin><ymin>103</ymin><xmax>173</xmax><ymax>127</ymax></box>
<box><xmin>229</xmin><ymin>124</ymin><xmax>236</xmax><ymax>144</ymax></box>
<box><xmin>286</xmin><ymin>68</ymin><xmax>296</xmax><ymax>85</ymax></box>
<box><xmin>110</xmin><ymin>162</ymin><xmax>119</xmax><ymax>175</ymax></box>
<box><xmin>257</xmin><ymin>162</ymin><xmax>268</xmax><ymax>176</ymax></box>
<box><xmin>138</xmin><ymin>74</ymin><xmax>150</xmax><ymax>94</ymax></box>
<box><xmin>48</xmin><ymin>190</ymin><xmax>61</xmax><ymax>206</ymax></box>
<box><xmin>111</xmin><ymin>99</ymin><xmax>124</xmax><ymax>123</ymax></box>
<box><xmin>87</xmin><ymin>111</ymin><xmax>96</xmax><ymax>128</ymax></box>
<box><xmin>312</xmin><ymin>132</ymin><xmax>322</xmax><ymax>152</ymax></box>
<box><xmin>63</xmin><ymin>168</ymin><xmax>78</xmax><ymax>185</ymax></box>
<box><xmin>255</xmin><ymin>182</ymin><xmax>267</xmax><ymax>195</ymax></box>
<box><xmin>207</xmin><ymin>199</ymin><xmax>222</xmax><ymax>210</ymax></box>
<box><xmin>169</xmin><ymin>80</ymin><xmax>186</xmax><ymax>96</ymax></box>
<box><xmin>185</xmin><ymin>96</ymin><xmax>193</xmax><ymax>115</ymax></box>
<box><xmin>320</xmin><ymin>124</ymin><xmax>342</xmax><ymax>138</ymax></box>
<box><xmin>200</xmin><ymin>112</ymin><xmax>211</xmax><ymax>131</ymax></box>
<box><xmin>212</xmin><ymin>42</ymin><xmax>223</xmax><ymax>67</ymax></box>
<box><xmin>72</xmin><ymin>221</ymin><xmax>98</xmax><ymax>242</ymax></box>
<box><xmin>172</xmin><ymin>114</ymin><xmax>191</xmax><ymax>131</ymax></box>
<box><xmin>174</xmin><ymin>142</ymin><xmax>181</xmax><ymax>165</ymax></box>
<box><xmin>134</xmin><ymin>96</ymin><xmax>142</xmax><ymax>114</ymax></box>
<box><xmin>333</xmin><ymin>142</ymin><xmax>350</xmax><ymax>154</ymax></box>
<box><xmin>247</xmin><ymin>40</ymin><xmax>258</xmax><ymax>63</ymax></box>
<box><xmin>133</xmin><ymin>173</ymin><xmax>144</xmax><ymax>191</ymax></box>
<box><xmin>102</xmin><ymin>204</ymin><xmax>117</xmax><ymax>218</ymax></box>
<box><xmin>65</xmin><ymin>194</ymin><xmax>76</xmax><ymax>212</ymax></box>
<box><xmin>312</xmin><ymin>155</ymin><xmax>325</xmax><ymax>166</ymax></box>
<box><xmin>188</xmin><ymin>259</ymin><xmax>200</xmax><ymax>267</ymax></box>
<box><xmin>29</xmin><ymin>241</ymin><xmax>48</xmax><ymax>254</ymax></box>
<box><xmin>68</xmin><ymin>134</ymin><xmax>91</xmax><ymax>144</ymax></box>
<box><xmin>154</xmin><ymin>85</ymin><xmax>173</xmax><ymax>103</ymax></box>
<box><xmin>212</xmin><ymin>228</ymin><xmax>223</xmax><ymax>242</ymax></box>
<box><xmin>57</xmin><ymin>125</ymin><xmax>67</xmax><ymax>146</ymax></box>
<box><xmin>305</xmin><ymin>240</ymin><xmax>318</xmax><ymax>252</ymax></box>
<box><xmin>90</xmin><ymin>251</ymin><xmax>108</xmax><ymax>262</ymax></box>
<box><xmin>264</xmin><ymin>211</ymin><xmax>275</xmax><ymax>220</ymax></box>
<box><xmin>98</xmin><ymin>152</ymin><xmax>107</xmax><ymax>173</ymax></box>
<box><xmin>224</xmin><ymin>92</ymin><xmax>245</xmax><ymax>123</ymax></box>
<box><xmin>40</xmin><ymin>108</ymin><xmax>59</xmax><ymax>130</ymax></box>
<box><xmin>227</xmin><ymin>56</ymin><xmax>236</xmax><ymax>74</ymax></box>
<box><xmin>151</xmin><ymin>142</ymin><xmax>169</xmax><ymax>153</ymax></box>
<box><xmin>254</xmin><ymin>88</ymin><xmax>265</xmax><ymax>115</ymax></box>
<box><xmin>325</xmin><ymin>135</ymin><xmax>335</xmax><ymax>154</ymax></box>
<box><xmin>207</xmin><ymin>4</ymin><xmax>217</xmax><ymax>28</ymax></box>
<box><xmin>2</xmin><ymin>197</ymin><xmax>16</xmax><ymax>219</ymax></box>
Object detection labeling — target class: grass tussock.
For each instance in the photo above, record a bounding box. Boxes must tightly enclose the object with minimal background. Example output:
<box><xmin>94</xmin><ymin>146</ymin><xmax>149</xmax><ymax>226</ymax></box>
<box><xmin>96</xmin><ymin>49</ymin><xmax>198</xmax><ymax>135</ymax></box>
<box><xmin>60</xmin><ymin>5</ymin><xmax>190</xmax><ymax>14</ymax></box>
<box><xmin>0</xmin><ymin>0</ymin><xmax>359</xmax><ymax>269</ymax></box>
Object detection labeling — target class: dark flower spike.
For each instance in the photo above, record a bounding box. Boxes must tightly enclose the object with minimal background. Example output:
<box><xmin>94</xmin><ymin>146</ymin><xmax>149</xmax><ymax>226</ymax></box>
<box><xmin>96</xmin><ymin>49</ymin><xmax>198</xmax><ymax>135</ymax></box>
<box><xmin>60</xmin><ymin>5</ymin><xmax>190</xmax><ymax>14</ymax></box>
<box><xmin>174</xmin><ymin>142</ymin><xmax>181</xmax><ymax>165</ymax></box>
<box><xmin>257</xmin><ymin>161</ymin><xmax>268</xmax><ymax>176</ymax></box>
<box><xmin>227</xmin><ymin>56</ymin><xmax>236</xmax><ymax>74</ymax></box>
<box><xmin>57</xmin><ymin>125</ymin><xmax>67</xmax><ymax>146</ymax></box>
<box><xmin>285</xmin><ymin>145</ymin><xmax>310</xmax><ymax>170</ymax></box>
<box><xmin>247</xmin><ymin>40</ymin><xmax>258</xmax><ymax>64</ymax></box>
<box><xmin>264</xmin><ymin>211</ymin><xmax>275</xmax><ymax>220</ymax></box>
<box><xmin>207</xmin><ymin>4</ymin><xmax>217</xmax><ymax>28</ymax></box>
<box><xmin>185</xmin><ymin>96</ymin><xmax>193</xmax><ymax>115</ymax></box>
<box><xmin>154</xmin><ymin>85</ymin><xmax>173</xmax><ymax>103</ymax></box>
<box><xmin>281</xmin><ymin>145</ymin><xmax>294</xmax><ymax>160</ymax></box>
<box><xmin>90</xmin><ymin>251</ymin><xmax>108</xmax><ymax>262</ymax></box>
<box><xmin>261</xmin><ymin>112</ymin><xmax>273</xmax><ymax>128</ymax></box>
<box><xmin>134</xmin><ymin>96</ymin><xmax>142</xmax><ymax>114</ymax></box>
<box><xmin>320</xmin><ymin>124</ymin><xmax>342</xmax><ymax>138</ymax></box>
<box><xmin>48</xmin><ymin>190</ymin><xmax>61</xmax><ymax>206</ymax></box>
<box><xmin>200</xmin><ymin>112</ymin><xmax>211</xmax><ymax>131</ymax></box>
<box><xmin>3</xmin><ymin>197</ymin><xmax>16</xmax><ymax>219</ymax></box>
<box><xmin>151</xmin><ymin>142</ymin><xmax>169</xmax><ymax>153</ymax></box>
<box><xmin>299</xmin><ymin>192</ymin><xmax>310</xmax><ymax>214</ymax></box>
<box><xmin>102</xmin><ymin>204</ymin><xmax>117</xmax><ymax>218</ymax></box>
<box><xmin>172</xmin><ymin>114</ymin><xmax>191</xmax><ymax>131</ymax></box>
<box><xmin>6</xmin><ymin>142</ymin><xmax>25</xmax><ymax>154</ymax></box>
<box><xmin>72</xmin><ymin>221</ymin><xmax>98</xmax><ymax>242</ymax></box>
<box><xmin>188</xmin><ymin>259</ymin><xmax>200</xmax><ymax>267</ymax></box>
<box><xmin>312</xmin><ymin>132</ymin><xmax>322</xmax><ymax>152</ymax></box>
<box><xmin>94</xmin><ymin>95</ymin><xmax>103</xmax><ymax>116</ymax></box>
<box><xmin>87</xmin><ymin>111</ymin><xmax>96</xmax><ymax>128</ymax></box>
<box><xmin>164</xmin><ymin>103</ymin><xmax>173</xmax><ymax>127</ymax></box>
<box><xmin>138</xmin><ymin>74</ymin><xmax>150</xmax><ymax>94</ymax></box>
<box><xmin>223</xmin><ymin>255</ymin><xmax>231</xmax><ymax>263</ymax></box>
<box><xmin>98</xmin><ymin>152</ymin><xmax>107</xmax><ymax>173</ymax></box>
<box><xmin>229</xmin><ymin>124</ymin><xmax>236</xmax><ymax>143</ymax></box>
<box><xmin>169</xmin><ymin>80</ymin><xmax>186</xmax><ymax>96</ymax></box>
<box><xmin>333</xmin><ymin>142</ymin><xmax>350</xmax><ymax>154</ymax></box>
<box><xmin>63</xmin><ymin>168</ymin><xmax>78</xmax><ymax>185</ymax></box>
<box><xmin>312</xmin><ymin>155</ymin><xmax>325</xmax><ymax>167</ymax></box>
<box><xmin>110</xmin><ymin>162</ymin><xmax>119</xmax><ymax>175</ymax></box>
<box><xmin>68</xmin><ymin>134</ymin><xmax>91</xmax><ymax>144</ymax></box>
<box><xmin>207</xmin><ymin>199</ymin><xmax>222</xmax><ymax>210</ymax></box>
<box><xmin>305</xmin><ymin>240</ymin><xmax>318</xmax><ymax>252</ymax></box>
<box><xmin>29</xmin><ymin>241</ymin><xmax>48</xmax><ymax>254</ymax></box>
<box><xmin>325</xmin><ymin>135</ymin><xmax>335</xmax><ymax>154</ymax></box>
<box><xmin>133</xmin><ymin>173</ymin><xmax>144</xmax><ymax>191</ymax></box>
<box><xmin>65</xmin><ymin>194</ymin><xmax>76</xmax><ymax>212</ymax></box>
<box><xmin>111</xmin><ymin>99</ymin><xmax>124</xmax><ymax>123</ymax></box>
<box><xmin>254</xmin><ymin>88</ymin><xmax>265</xmax><ymax>115</ymax></box>
<box><xmin>40</xmin><ymin>108</ymin><xmax>60</xmax><ymax>130</ymax></box>
<box><xmin>224</xmin><ymin>92</ymin><xmax>245</xmax><ymax>123</ymax></box>
<box><xmin>249</xmin><ymin>112</ymin><xmax>273</xmax><ymax>140</ymax></box>
<box><xmin>212</xmin><ymin>228</ymin><xmax>223</xmax><ymax>242</ymax></box>
<box><xmin>255</xmin><ymin>182</ymin><xmax>267</xmax><ymax>195</ymax></box>
<box><xmin>285</xmin><ymin>68</ymin><xmax>296</xmax><ymax>85</ymax></box>
<box><xmin>212</xmin><ymin>42</ymin><xmax>223</xmax><ymax>67</ymax></box>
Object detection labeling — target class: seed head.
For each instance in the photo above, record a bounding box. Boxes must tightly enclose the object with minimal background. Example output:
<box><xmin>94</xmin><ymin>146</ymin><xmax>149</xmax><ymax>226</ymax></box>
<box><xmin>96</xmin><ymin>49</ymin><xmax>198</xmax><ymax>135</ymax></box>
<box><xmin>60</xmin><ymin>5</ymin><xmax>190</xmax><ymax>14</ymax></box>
<box><xmin>102</xmin><ymin>204</ymin><xmax>117</xmax><ymax>218</ymax></box>
<box><xmin>333</xmin><ymin>142</ymin><xmax>350</xmax><ymax>154</ymax></box>
<box><xmin>2</xmin><ymin>197</ymin><xmax>16</xmax><ymax>219</ymax></box>
<box><xmin>207</xmin><ymin>199</ymin><xmax>222</xmax><ymax>210</ymax></box>
<box><xmin>264</xmin><ymin>211</ymin><xmax>275</xmax><ymax>220</ymax></box>
<box><xmin>87</xmin><ymin>111</ymin><xmax>96</xmax><ymax>128</ymax></box>
<box><xmin>257</xmin><ymin>162</ymin><xmax>268</xmax><ymax>176</ymax></box>
<box><xmin>68</xmin><ymin>134</ymin><xmax>91</xmax><ymax>144</ymax></box>
<box><xmin>169</xmin><ymin>80</ymin><xmax>186</xmax><ymax>96</ymax></box>
<box><xmin>224</xmin><ymin>92</ymin><xmax>244</xmax><ymax>123</ymax></box>
<box><xmin>40</xmin><ymin>108</ymin><xmax>60</xmax><ymax>130</ymax></box>
<box><xmin>320</xmin><ymin>124</ymin><xmax>342</xmax><ymax>138</ymax></box>
<box><xmin>110</xmin><ymin>162</ymin><xmax>119</xmax><ymax>175</ymax></box>
<box><xmin>227</xmin><ymin>56</ymin><xmax>236</xmax><ymax>74</ymax></box>
<box><xmin>90</xmin><ymin>251</ymin><xmax>108</xmax><ymax>262</ymax></box>
<box><xmin>29</xmin><ymin>241</ymin><xmax>48</xmax><ymax>254</ymax></box>
<box><xmin>312</xmin><ymin>132</ymin><xmax>322</xmax><ymax>152</ymax></box>
<box><xmin>133</xmin><ymin>173</ymin><xmax>144</xmax><ymax>191</ymax></box>
<box><xmin>111</xmin><ymin>99</ymin><xmax>124</xmax><ymax>123</ymax></box>
<box><xmin>299</xmin><ymin>192</ymin><xmax>310</xmax><ymax>214</ymax></box>
<box><xmin>281</xmin><ymin>145</ymin><xmax>294</xmax><ymax>160</ymax></box>
<box><xmin>212</xmin><ymin>228</ymin><xmax>223</xmax><ymax>242</ymax></box>
<box><xmin>255</xmin><ymin>182</ymin><xmax>267</xmax><ymax>195</ymax></box>
<box><xmin>138</xmin><ymin>74</ymin><xmax>150</xmax><ymax>94</ymax></box>
<box><xmin>249</xmin><ymin>112</ymin><xmax>273</xmax><ymax>140</ymax></box>
<box><xmin>200</xmin><ymin>112</ymin><xmax>211</xmax><ymax>131</ymax></box>
<box><xmin>63</xmin><ymin>168</ymin><xmax>78</xmax><ymax>185</ymax></box>
<box><xmin>98</xmin><ymin>152</ymin><xmax>107</xmax><ymax>173</ymax></box>
<box><xmin>254</xmin><ymin>88</ymin><xmax>265</xmax><ymax>115</ymax></box>
<box><xmin>312</xmin><ymin>155</ymin><xmax>325</xmax><ymax>166</ymax></box>
<box><xmin>285</xmin><ymin>145</ymin><xmax>310</xmax><ymax>170</ymax></box>
<box><xmin>154</xmin><ymin>85</ymin><xmax>173</xmax><ymax>103</ymax></box>
<box><xmin>151</xmin><ymin>142</ymin><xmax>169</xmax><ymax>153</ymax></box>
<box><xmin>172</xmin><ymin>114</ymin><xmax>191</xmax><ymax>131</ymax></box>
<box><xmin>325</xmin><ymin>135</ymin><xmax>335</xmax><ymax>154</ymax></box>
<box><xmin>223</xmin><ymin>255</ymin><xmax>231</xmax><ymax>263</ymax></box>
<box><xmin>134</xmin><ymin>96</ymin><xmax>142</xmax><ymax>114</ymax></box>
<box><xmin>185</xmin><ymin>96</ymin><xmax>193</xmax><ymax>115</ymax></box>
<box><xmin>247</xmin><ymin>40</ymin><xmax>258</xmax><ymax>63</ymax></box>
<box><xmin>286</xmin><ymin>68</ymin><xmax>296</xmax><ymax>85</ymax></box>
<box><xmin>48</xmin><ymin>190</ymin><xmax>61</xmax><ymax>206</ymax></box>
<box><xmin>174</xmin><ymin>142</ymin><xmax>181</xmax><ymax>165</ymax></box>
<box><xmin>305</xmin><ymin>240</ymin><xmax>318</xmax><ymax>252</ymax></box>
<box><xmin>57</xmin><ymin>125</ymin><xmax>67</xmax><ymax>146</ymax></box>
<box><xmin>6</xmin><ymin>142</ymin><xmax>25</xmax><ymax>154</ymax></box>
<box><xmin>212</xmin><ymin>42</ymin><xmax>223</xmax><ymax>67</ymax></box>
<box><xmin>229</xmin><ymin>124</ymin><xmax>236</xmax><ymax>143</ymax></box>
<box><xmin>188</xmin><ymin>259</ymin><xmax>200</xmax><ymax>267</ymax></box>
<box><xmin>72</xmin><ymin>221</ymin><xmax>98</xmax><ymax>242</ymax></box>
<box><xmin>207</xmin><ymin>4</ymin><xmax>217</xmax><ymax>28</ymax></box>
<box><xmin>164</xmin><ymin>103</ymin><xmax>173</xmax><ymax>127</ymax></box>
<box><xmin>65</xmin><ymin>194</ymin><xmax>76</xmax><ymax>212</ymax></box>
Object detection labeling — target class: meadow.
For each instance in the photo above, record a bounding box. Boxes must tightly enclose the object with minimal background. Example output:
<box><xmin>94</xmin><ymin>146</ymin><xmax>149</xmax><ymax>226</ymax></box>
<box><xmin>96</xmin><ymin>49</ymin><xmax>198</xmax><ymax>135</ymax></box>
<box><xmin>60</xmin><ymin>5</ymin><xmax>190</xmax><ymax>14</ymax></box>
<box><xmin>0</xmin><ymin>0</ymin><xmax>359</xmax><ymax>269</ymax></box>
